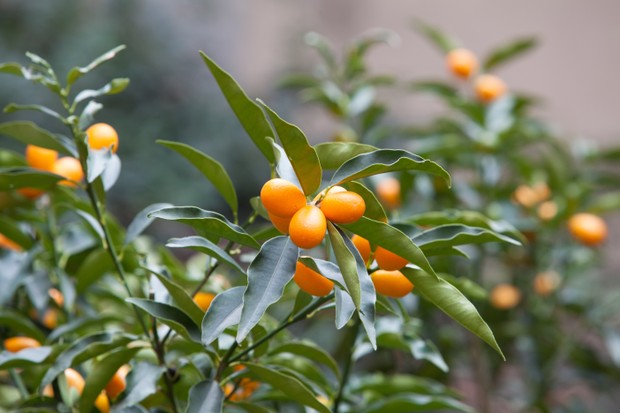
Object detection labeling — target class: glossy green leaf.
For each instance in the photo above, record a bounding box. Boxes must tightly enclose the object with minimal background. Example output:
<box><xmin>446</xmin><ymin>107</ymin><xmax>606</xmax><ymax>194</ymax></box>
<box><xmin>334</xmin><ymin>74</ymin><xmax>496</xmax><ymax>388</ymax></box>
<box><xmin>483</xmin><ymin>37</ymin><xmax>537</xmax><ymax>72</ymax></box>
<box><xmin>126</xmin><ymin>298</ymin><xmax>201</xmax><ymax>342</ymax></box>
<box><xmin>0</xmin><ymin>310</ymin><xmax>47</xmax><ymax>343</ymax></box>
<box><xmin>149</xmin><ymin>206</ymin><xmax>259</xmax><ymax>249</ymax></box>
<box><xmin>166</xmin><ymin>236</ymin><xmax>244</xmax><ymax>275</ymax></box>
<box><xmin>72</xmin><ymin>78</ymin><xmax>129</xmax><ymax>108</ymax></box>
<box><xmin>0</xmin><ymin>216</ymin><xmax>33</xmax><ymax>250</ymax></box>
<box><xmin>158</xmin><ymin>140</ymin><xmax>238</xmax><ymax>215</ymax></box>
<box><xmin>267</xmin><ymin>138</ymin><xmax>302</xmax><ymax>190</ymax></box>
<box><xmin>124</xmin><ymin>203</ymin><xmax>173</xmax><ymax>245</ymax></box>
<box><xmin>79</xmin><ymin>347</ymin><xmax>141</xmax><ymax>412</ymax></box>
<box><xmin>409</xmin><ymin>338</ymin><xmax>448</xmax><ymax>373</ymax></box>
<box><xmin>4</xmin><ymin>103</ymin><xmax>65</xmax><ymax>123</ymax></box>
<box><xmin>0</xmin><ymin>62</ymin><xmax>23</xmax><ymax>76</ymax></box>
<box><xmin>0</xmin><ymin>121</ymin><xmax>74</xmax><ymax>155</ymax></box>
<box><xmin>343</xmin><ymin>217</ymin><xmax>438</xmax><ymax>278</ymax></box>
<box><xmin>269</xmin><ymin>341</ymin><xmax>340</xmax><ymax>379</ymax></box>
<box><xmin>334</xmin><ymin>287</ymin><xmax>355</xmax><ymax>329</ymax></box>
<box><xmin>199</xmin><ymin>52</ymin><xmax>275</xmax><ymax>163</ymax></box>
<box><xmin>47</xmin><ymin>315</ymin><xmax>123</xmax><ymax>342</ymax></box>
<box><xmin>352</xmin><ymin>374</ymin><xmax>456</xmax><ymax>397</ymax></box>
<box><xmin>362</xmin><ymin>393</ymin><xmax>475</xmax><ymax>413</ymax></box>
<box><xmin>0</xmin><ymin>347</ymin><xmax>52</xmax><ymax>370</ymax></box>
<box><xmin>401</xmin><ymin>268</ymin><xmax>504</xmax><ymax>359</ymax></box>
<box><xmin>315</xmin><ymin>142</ymin><xmax>377</xmax><ymax>170</ymax></box>
<box><xmin>186</xmin><ymin>380</ymin><xmax>224</xmax><ymax>413</ymax></box>
<box><xmin>413</xmin><ymin>20</ymin><xmax>459</xmax><ymax>53</ymax></box>
<box><xmin>232</xmin><ymin>402</ymin><xmax>275</xmax><ymax>413</ymax></box>
<box><xmin>343</xmin><ymin>181</ymin><xmax>387</xmax><ymax>222</ymax></box>
<box><xmin>202</xmin><ymin>286</ymin><xmax>244</xmax><ymax>346</ymax></box>
<box><xmin>258</xmin><ymin>100</ymin><xmax>322</xmax><ymax>195</ymax></box>
<box><xmin>40</xmin><ymin>332</ymin><xmax>134</xmax><ymax>389</ymax></box>
<box><xmin>413</xmin><ymin>224</ymin><xmax>521</xmax><ymax>252</ymax></box>
<box><xmin>327</xmin><ymin>223</ymin><xmax>361</xmax><ymax>307</ymax></box>
<box><xmin>147</xmin><ymin>269</ymin><xmax>205</xmax><ymax>327</ymax></box>
<box><xmin>112</xmin><ymin>362</ymin><xmax>165</xmax><ymax>410</ymax></box>
<box><xmin>75</xmin><ymin>249</ymin><xmax>114</xmax><ymax>292</ymax></box>
<box><xmin>236</xmin><ymin>236</ymin><xmax>299</xmax><ymax>342</ymax></box>
<box><xmin>244</xmin><ymin>363</ymin><xmax>331</xmax><ymax>413</ymax></box>
<box><xmin>0</xmin><ymin>168</ymin><xmax>63</xmax><ymax>190</ymax></box>
<box><xmin>330</xmin><ymin>149</ymin><xmax>450</xmax><ymax>187</ymax></box>
<box><xmin>86</xmin><ymin>147</ymin><xmax>112</xmax><ymax>183</ymax></box>
<box><xmin>66</xmin><ymin>45</ymin><xmax>126</xmax><ymax>86</ymax></box>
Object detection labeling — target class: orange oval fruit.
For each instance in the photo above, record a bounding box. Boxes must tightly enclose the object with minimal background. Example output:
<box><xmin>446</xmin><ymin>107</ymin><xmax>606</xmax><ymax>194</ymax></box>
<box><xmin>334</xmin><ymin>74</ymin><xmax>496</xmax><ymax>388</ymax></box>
<box><xmin>374</xmin><ymin>246</ymin><xmax>408</xmax><ymax>271</ymax></box>
<box><xmin>567</xmin><ymin>213</ymin><xmax>607</xmax><ymax>246</ymax></box>
<box><xmin>42</xmin><ymin>309</ymin><xmax>58</xmax><ymax>329</ymax></box>
<box><xmin>268</xmin><ymin>211</ymin><xmax>292</xmax><ymax>234</ymax></box>
<box><xmin>351</xmin><ymin>235</ymin><xmax>371</xmax><ymax>264</ymax></box>
<box><xmin>52</xmin><ymin>157</ymin><xmax>84</xmax><ymax>187</ymax></box>
<box><xmin>3</xmin><ymin>336</ymin><xmax>41</xmax><ymax>352</ymax></box>
<box><xmin>474</xmin><ymin>74</ymin><xmax>507</xmax><ymax>103</ymax></box>
<box><xmin>86</xmin><ymin>123</ymin><xmax>119</xmax><ymax>153</ymax></box>
<box><xmin>289</xmin><ymin>205</ymin><xmax>327</xmax><ymax>249</ymax></box>
<box><xmin>319</xmin><ymin>191</ymin><xmax>365</xmax><ymax>224</ymax></box>
<box><xmin>17</xmin><ymin>187</ymin><xmax>44</xmax><ymax>200</ymax></box>
<box><xmin>293</xmin><ymin>261</ymin><xmax>334</xmax><ymax>296</ymax></box>
<box><xmin>43</xmin><ymin>384</ymin><xmax>54</xmax><ymax>397</ymax></box>
<box><xmin>370</xmin><ymin>270</ymin><xmax>414</xmax><ymax>298</ymax></box>
<box><xmin>64</xmin><ymin>368</ymin><xmax>86</xmax><ymax>394</ymax></box>
<box><xmin>446</xmin><ymin>48</ymin><xmax>478</xmax><ymax>79</ymax></box>
<box><xmin>533</xmin><ymin>271</ymin><xmax>561</xmax><ymax>297</ymax></box>
<box><xmin>537</xmin><ymin>201</ymin><xmax>558</xmax><ymax>221</ymax></box>
<box><xmin>25</xmin><ymin>145</ymin><xmax>58</xmax><ymax>171</ymax></box>
<box><xmin>512</xmin><ymin>185</ymin><xmax>539</xmax><ymax>208</ymax></box>
<box><xmin>0</xmin><ymin>233</ymin><xmax>22</xmax><ymax>252</ymax></box>
<box><xmin>105</xmin><ymin>365</ymin><xmax>130</xmax><ymax>400</ymax></box>
<box><xmin>49</xmin><ymin>288</ymin><xmax>64</xmax><ymax>307</ymax></box>
<box><xmin>193</xmin><ymin>292</ymin><xmax>216</xmax><ymax>312</ymax></box>
<box><xmin>490</xmin><ymin>284</ymin><xmax>521</xmax><ymax>309</ymax></box>
<box><xmin>376</xmin><ymin>177</ymin><xmax>401</xmax><ymax>210</ymax></box>
<box><xmin>260</xmin><ymin>178</ymin><xmax>307</xmax><ymax>218</ymax></box>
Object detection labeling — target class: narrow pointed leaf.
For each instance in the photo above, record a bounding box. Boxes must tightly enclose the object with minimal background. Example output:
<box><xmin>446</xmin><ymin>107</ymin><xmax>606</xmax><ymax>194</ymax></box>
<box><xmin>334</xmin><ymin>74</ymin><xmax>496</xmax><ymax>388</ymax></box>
<box><xmin>166</xmin><ymin>236</ymin><xmax>245</xmax><ymax>275</ymax></box>
<box><xmin>73</xmin><ymin>78</ymin><xmax>130</xmax><ymax>106</ymax></box>
<box><xmin>4</xmin><ymin>103</ymin><xmax>65</xmax><ymax>123</ymax></box>
<box><xmin>236</xmin><ymin>237</ymin><xmax>299</xmax><ymax>342</ymax></box>
<box><xmin>362</xmin><ymin>393</ymin><xmax>475</xmax><ymax>413</ymax></box>
<box><xmin>0</xmin><ymin>168</ymin><xmax>63</xmax><ymax>190</ymax></box>
<box><xmin>343</xmin><ymin>181</ymin><xmax>387</xmax><ymax>222</ymax></box>
<box><xmin>66</xmin><ymin>45</ymin><xmax>126</xmax><ymax>85</ymax></box>
<box><xmin>269</xmin><ymin>341</ymin><xmax>340</xmax><ymax>379</ymax></box>
<box><xmin>158</xmin><ymin>140</ymin><xmax>238</xmax><ymax>215</ymax></box>
<box><xmin>112</xmin><ymin>362</ymin><xmax>165</xmax><ymax>411</ymax></box>
<box><xmin>412</xmin><ymin>20</ymin><xmax>459</xmax><ymax>53</ymax></box>
<box><xmin>401</xmin><ymin>268</ymin><xmax>504</xmax><ymax>359</ymax></box>
<box><xmin>327</xmin><ymin>223</ymin><xmax>361</xmax><ymax>307</ymax></box>
<box><xmin>199</xmin><ymin>52</ymin><xmax>275</xmax><ymax>163</ymax></box>
<box><xmin>0</xmin><ymin>347</ymin><xmax>52</xmax><ymax>370</ymax></box>
<box><xmin>259</xmin><ymin>100</ymin><xmax>322</xmax><ymax>195</ymax></box>
<box><xmin>315</xmin><ymin>142</ymin><xmax>377</xmax><ymax>170</ymax></box>
<box><xmin>126</xmin><ymin>298</ymin><xmax>201</xmax><ymax>342</ymax></box>
<box><xmin>483</xmin><ymin>37</ymin><xmax>537</xmax><ymax>72</ymax></box>
<box><xmin>0</xmin><ymin>121</ymin><xmax>74</xmax><ymax>155</ymax></box>
<box><xmin>335</xmin><ymin>287</ymin><xmax>355</xmax><ymax>329</ymax></box>
<box><xmin>413</xmin><ymin>224</ymin><xmax>521</xmax><ymax>252</ymax></box>
<box><xmin>149</xmin><ymin>206</ymin><xmax>259</xmax><ymax>248</ymax></box>
<box><xmin>186</xmin><ymin>380</ymin><xmax>224</xmax><ymax>413</ymax></box>
<box><xmin>298</xmin><ymin>257</ymin><xmax>346</xmax><ymax>290</ymax></box>
<box><xmin>269</xmin><ymin>139</ymin><xmax>302</xmax><ymax>189</ymax></box>
<box><xmin>202</xmin><ymin>286</ymin><xmax>244</xmax><ymax>346</ymax></box>
<box><xmin>330</xmin><ymin>149</ymin><xmax>450</xmax><ymax>186</ymax></box>
<box><xmin>125</xmin><ymin>203</ymin><xmax>173</xmax><ymax>245</ymax></box>
<box><xmin>0</xmin><ymin>310</ymin><xmax>47</xmax><ymax>342</ymax></box>
<box><xmin>147</xmin><ymin>269</ymin><xmax>205</xmax><ymax>326</ymax></box>
<box><xmin>409</xmin><ymin>338</ymin><xmax>449</xmax><ymax>373</ymax></box>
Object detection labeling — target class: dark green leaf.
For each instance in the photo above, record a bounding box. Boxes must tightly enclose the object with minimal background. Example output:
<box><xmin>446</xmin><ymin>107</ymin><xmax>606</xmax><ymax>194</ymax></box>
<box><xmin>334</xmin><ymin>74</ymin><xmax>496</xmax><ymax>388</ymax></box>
<box><xmin>334</xmin><ymin>287</ymin><xmax>355</xmax><ymax>329</ymax></box>
<box><xmin>166</xmin><ymin>236</ymin><xmax>245</xmax><ymax>275</ymax></box>
<box><xmin>72</xmin><ymin>78</ymin><xmax>130</xmax><ymax>107</ymax></box>
<box><xmin>362</xmin><ymin>393</ymin><xmax>475</xmax><ymax>413</ymax></box>
<box><xmin>124</xmin><ymin>203</ymin><xmax>173</xmax><ymax>245</ymax></box>
<box><xmin>186</xmin><ymin>380</ymin><xmax>223</xmax><ymax>413</ymax></box>
<box><xmin>0</xmin><ymin>310</ymin><xmax>46</xmax><ymax>342</ymax></box>
<box><xmin>0</xmin><ymin>168</ymin><xmax>62</xmax><ymax>190</ymax></box>
<box><xmin>0</xmin><ymin>347</ymin><xmax>52</xmax><ymax>369</ymax></box>
<box><xmin>412</xmin><ymin>81</ymin><xmax>458</xmax><ymax>98</ymax></box>
<box><xmin>402</xmin><ymin>268</ymin><xmax>503</xmax><ymax>359</ymax></box>
<box><xmin>76</xmin><ymin>249</ymin><xmax>114</xmax><ymax>292</ymax></box>
<box><xmin>258</xmin><ymin>100</ymin><xmax>322</xmax><ymax>195</ymax></box>
<box><xmin>236</xmin><ymin>236</ymin><xmax>299</xmax><ymax>342</ymax></box>
<box><xmin>327</xmin><ymin>223</ymin><xmax>361</xmax><ymax>308</ymax></box>
<box><xmin>413</xmin><ymin>224</ymin><xmax>521</xmax><ymax>252</ymax></box>
<box><xmin>483</xmin><ymin>37</ymin><xmax>538</xmax><ymax>72</ymax></box>
<box><xmin>158</xmin><ymin>140</ymin><xmax>238</xmax><ymax>216</ymax></box>
<box><xmin>0</xmin><ymin>216</ymin><xmax>34</xmax><ymax>250</ymax></box>
<box><xmin>112</xmin><ymin>362</ymin><xmax>165</xmax><ymax>410</ymax></box>
<box><xmin>0</xmin><ymin>62</ymin><xmax>24</xmax><ymax>76</ymax></box>
<box><xmin>66</xmin><ymin>45</ymin><xmax>126</xmax><ymax>86</ymax></box>
<box><xmin>149</xmin><ymin>206</ymin><xmax>259</xmax><ymax>249</ymax></box>
<box><xmin>48</xmin><ymin>315</ymin><xmax>123</xmax><ymax>342</ymax></box>
<box><xmin>268</xmin><ymin>139</ymin><xmax>302</xmax><ymax>189</ymax></box>
<box><xmin>330</xmin><ymin>149</ymin><xmax>450</xmax><ymax>187</ymax></box>
<box><xmin>4</xmin><ymin>103</ymin><xmax>65</xmax><ymax>123</ymax></box>
<box><xmin>126</xmin><ymin>298</ymin><xmax>201</xmax><ymax>342</ymax></box>
<box><xmin>0</xmin><ymin>121</ymin><xmax>75</xmax><ymax>155</ymax></box>
<box><xmin>148</xmin><ymin>269</ymin><xmax>205</xmax><ymax>327</ymax></box>
<box><xmin>315</xmin><ymin>142</ymin><xmax>377</xmax><ymax>170</ymax></box>
<box><xmin>412</xmin><ymin>20</ymin><xmax>459</xmax><ymax>53</ymax></box>
<box><xmin>202</xmin><ymin>287</ymin><xmax>244</xmax><ymax>346</ymax></box>
<box><xmin>409</xmin><ymin>338</ymin><xmax>448</xmax><ymax>373</ymax></box>
<box><xmin>199</xmin><ymin>52</ymin><xmax>275</xmax><ymax>163</ymax></box>
<box><xmin>352</xmin><ymin>374</ymin><xmax>456</xmax><ymax>397</ymax></box>
<box><xmin>268</xmin><ymin>341</ymin><xmax>340</xmax><ymax>379</ymax></box>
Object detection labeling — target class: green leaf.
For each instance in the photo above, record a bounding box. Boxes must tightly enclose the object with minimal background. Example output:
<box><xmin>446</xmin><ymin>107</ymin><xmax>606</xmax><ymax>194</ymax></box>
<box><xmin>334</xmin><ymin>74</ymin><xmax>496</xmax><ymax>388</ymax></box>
<box><xmin>362</xmin><ymin>393</ymin><xmax>475</xmax><ymax>413</ymax></box>
<box><xmin>78</xmin><ymin>347</ymin><xmax>140</xmax><ymax>412</ymax></box>
<box><xmin>315</xmin><ymin>142</ymin><xmax>377</xmax><ymax>170</ymax></box>
<box><xmin>4</xmin><ymin>103</ymin><xmax>66</xmax><ymax>123</ymax></box>
<box><xmin>112</xmin><ymin>362</ymin><xmax>165</xmax><ymax>410</ymax></box>
<box><xmin>413</xmin><ymin>224</ymin><xmax>521</xmax><ymax>252</ymax></box>
<box><xmin>343</xmin><ymin>217</ymin><xmax>438</xmax><ymax>279</ymax></box>
<box><xmin>343</xmin><ymin>181</ymin><xmax>387</xmax><ymax>222</ymax></box>
<box><xmin>86</xmin><ymin>147</ymin><xmax>113</xmax><ymax>183</ymax></box>
<box><xmin>440</xmin><ymin>274</ymin><xmax>488</xmax><ymax>301</ymax></box>
<box><xmin>483</xmin><ymin>37</ymin><xmax>538</xmax><ymax>72</ymax></box>
<box><xmin>0</xmin><ymin>347</ymin><xmax>52</xmax><ymax>370</ymax></box>
<box><xmin>304</xmin><ymin>32</ymin><xmax>337</xmax><ymax>71</ymax></box>
<box><xmin>268</xmin><ymin>138</ymin><xmax>302</xmax><ymax>189</ymax></box>
<box><xmin>0</xmin><ymin>62</ymin><xmax>24</xmax><ymax>76</ymax></box>
<box><xmin>327</xmin><ymin>223</ymin><xmax>361</xmax><ymax>308</ymax></box>
<box><xmin>352</xmin><ymin>374</ymin><xmax>456</xmax><ymax>397</ymax></box>
<box><xmin>0</xmin><ymin>216</ymin><xmax>34</xmax><ymax>250</ymax></box>
<box><xmin>75</xmin><ymin>249</ymin><xmax>114</xmax><ymax>292</ymax></box>
<box><xmin>125</xmin><ymin>203</ymin><xmax>173</xmax><ymax>245</ymax></box>
<box><xmin>412</xmin><ymin>20</ymin><xmax>459</xmax><ymax>53</ymax></box>
<box><xmin>47</xmin><ymin>315</ymin><xmax>123</xmax><ymax>342</ymax></box>
<box><xmin>147</xmin><ymin>269</ymin><xmax>205</xmax><ymax>327</ymax></box>
<box><xmin>40</xmin><ymin>332</ymin><xmax>134</xmax><ymax>389</ymax></box>
<box><xmin>201</xmin><ymin>287</ymin><xmax>244</xmax><ymax>346</ymax></box>
<box><xmin>149</xmin><ymin>206</ymin><xmax>259</xmax><ymax>249</ymax></box>
<box><xmin>411</xmin><ymin>81</ymin><xmax>458</xmax><ymax>99</ymax></box>
<box><xmin>330</xmin><ymin>149</ymin><xmax>450</xmax><ymax>187</ymax></box>
<box><xmin>268</xmin><ymin>341</ymin><xmax>340</xmax><ymax>379</ymax></box>
<box><xmin>66</xmin><ymin>45</ymin><xmax>126</xmax><ymax>86</ymax></box>
<box><xmin>0</xmin><ymin>310</ymin><xmax>47</xmax><ymax>343</ymax></box>
<box><xmin>409</xmin><ymin>338</ymin><xmax>448</xmax><ymax>373</ymax></box>
<box><xmin>0</xmin><ymin>168</ymin><xmax>63</xmax><ymax>190</ymax></box>
<box><xmin>79</xmin><ymin>100</ymin><xmax>103</xmax><ymax>130</ymax></box>
<box><xmin>186</xmin><ymin>380</ymin><xmax>223</xmax><ymax>413</ymax></box>
<box><xmin>199</xmin><ymin>52</ymin><xmax>275</xmax><ymax>163</ymax></box>
<box><xmin>244</xmin><ymin>363</ymin><xmax>331</xmax><ymax>413</ymax></box>
<box><xmin>401</xmin><ymin>268</ymin><xmax>504</xmax><ymax>359</ymax></box>
<box><xmin>297</xmin><ymin>257</ymin><xmax>347</xmax><ymax>291</ymax></box>
<box><xmin>258</xmin><ymin>100</ymin><xmax>322</xmax><ymax>195</ymax></box>
<box><xmin>126</xmin><ymin>298</ymin><xmax>201</xmax><ymax>342</ymax></box>
<box><xmin>165</xmin><ymin>236</ymin><xmax>245</xmax><ymax>276</ymax></box>
<box><xmin>0</xmin><ymin>121</ymin><xmax>74</xmax><ymax>155</ymax></box>
<box><xmin>236</xmin><ymin>236</ymin><xmax>299</xmax><ymax>342</ymax></box>
<box><xmin>232</xmin><ymin>402</ymin><xmax>276</xmax><ymax>413</ymax></box>
<box><xmin>158</xmin><ymin>140</ymin><xmax>238</xmax><ymax>216</ymax></box>
<box><xmin>72</xmin><ymin>78</ymin><xmax>130</xmax><ymax>107</ymax></box>
<box><xmin>334</xmin><ymin>287</ymin><xmax>355</xmax><ymax>329</ymax></box>
<box><xmin>587</xmin><ymin>191</ymin><xmax>620</xmax><ymax>214</ymax></box>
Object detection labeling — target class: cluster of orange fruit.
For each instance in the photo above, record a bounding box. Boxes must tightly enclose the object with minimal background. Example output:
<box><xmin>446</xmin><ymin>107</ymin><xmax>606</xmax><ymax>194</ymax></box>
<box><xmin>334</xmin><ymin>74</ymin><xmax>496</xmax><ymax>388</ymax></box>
<box><xmin>445</xmin><ymin>48</ymin><xmax>507</xmax><ymax>103</ymax></box>
<box><xmin>18</xmin><ymin>123</ymin><xmax>118</xmax><ymax>199</ymax></box>
<box><xmin>3</xmin><ymin>336</ymin><xmax>129</xmax><ymax>412</ymax></box>
<box><xmin>512</xmin><ymin>182</ymin><xmax>558</xmax><ymax>221</ymax></box>
<box><xmin>490</xmin><ymin>271</ymin><xmax>562</xmax><ymax>310</ymax></box>
<box><xmin>223</xmin><ymin>365</ymin><xmax>260</xmax><ymax>402</ymax></box>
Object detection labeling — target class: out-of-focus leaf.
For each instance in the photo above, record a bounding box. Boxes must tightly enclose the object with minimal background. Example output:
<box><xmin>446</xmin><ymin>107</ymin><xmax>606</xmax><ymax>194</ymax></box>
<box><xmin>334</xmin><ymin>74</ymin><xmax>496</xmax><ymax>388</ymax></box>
<box><xmin>3</xmin><ymin>103</ymin><xmax>65</xmax><ymax>123</ymax></box>
<box><xmin>147</xmin><ymin>269</ymin><xmax>204</xmax><ymax>327</ymax></box>
<box><xmin>413</xmin><ymin>20</ymin><xmax>459</xmax><ymax>53</ymax></box>
<box><xmin>483</xmin><ymin>37</ymin><xmax>538</xmax><ymax>72</ymax></box>
<box><xmin>165</xmin><ymin>236</ymin><xmax>244</xmax><ymax>275</ymax></box>
<box><xmin>66</xmin><ymin>45</ymin><xmax>126</xmax><ymax>85</ymax></box>
<box><xmin>362</xmin><ymin>393</ymin><xmax>475</xmax><ymax>413</ymax></box>
<box><xmin>441</xmin><ymin>274</ymin><xmax>488</xmax><ymax>301</ymax></box>
<box><xmin>0</xmin><ymin>121</ymin><xmax>74</xmax><ymax>155</ymax></box>
<box><xmin>202</xmin><ymin>286</ymin><xmax>244</xmax><ymax>346</ymax></box>
<box><xmin>124</xmin><ymin>203</ymin><xmax>173</xmax><ymax>245</ymax></box>
<box><xmin>0</xmin><ymin>310</ymin><xmax>46</xmax><ymax>342</ymax></box>
<box><xmin>0</xmin><ymin>347</ymin><xmax>52</xmax><ymax>370</ymax></box>
<box><xmin>315</xmin><ymin>142</ymin><xmax>377</xmax><ymax>170</ymax></box>
<box><xmin>304</xmin><ymin>32</ymin><xmax>337</xmax><ymax>71</ymax></box>
<box><xmin>0</xmin><ymin>216</ymin><xmax>33</xmax><ymax>250</ymax></box>
<box><xmin>72</xmin><ymin>78</ymin><xmax>130</xmax><ymax>107</ymax></box>
<box><xmin>112</xmin><ymin>362</ymin><xmax>165</xmax><ymax>411</ymax></box>
<box><xmin>0</xmin><ymin>168</ymin><xmax>63</xmax><ymax>190</ymax></box>
<box><xmin>269</xmin><ymin>341</ymin><xmax>340</xmax><ymax>379</ymax></box>
<box><xmin>126</xmin><ymin>298</ymin><xmax>201</xmax><ymax>342</ymax></box>
<box><xmin>186</xmin><ymin>380</ymin><xmax>223</xmax><ymax>413</ymax></box>
<box><xmin>413</xmin><ymin>224</ymin><xmax>521</xmax><ymax>252</ymax></box>
<box><xmin>412</xmin><ymin>81</ymin><xmax>458</xmax><ymax>98</ymax></box>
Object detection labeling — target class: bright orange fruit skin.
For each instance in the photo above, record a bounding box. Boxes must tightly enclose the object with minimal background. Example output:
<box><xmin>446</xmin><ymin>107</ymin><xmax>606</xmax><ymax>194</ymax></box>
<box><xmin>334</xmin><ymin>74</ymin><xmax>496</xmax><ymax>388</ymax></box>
<box><xmin>533</xmin><ymin>271</ymin><xmax>561</xmax><ymax>297</ymax></box>
<box><xmin>105</xmin><ymin>365</ymin><xmax>130</xmax><ymax>399</ymax></box>
<box><xmin>3</xmin><ymin>336</ymin><xmax>41</xmax><ymax>352</ymax></box>
<box><xmin>17</xmin><ymin>187</ymin><xmax>44</xmax><ymax>200</ymax></box>
<box><xmin>260</xmin><ymin>178</ymin><xmax>307</xmax><ymax>218</ymax></box>
<box><xmin>446</xmin><ymin>48</ymin><xmax>478</xmax><ymax>79</ymax></box>
<box><xmin>95</xmin><ymin>392</ymin><xmax>110</xmax><ymax>413</ymax></box>
<box><xmin>25</xmin><ymin>145</ymin><xmax>58</xmax><ymax>171</ymax></box>
<box><xmin>374</xmin><ymin>246</ymin><xmax>408</xmax><ymax>271</ymax></box>
<box><xmin>490</xmin><ymin>284</ymin><xmax>521</xmax><ymax>309</ymax></box>
<box><xmin>351</xmin><ymin>235</ymin><xmax>371</xmax><ymax>264</ymax></box>
<box><xmin>268</xmin><ymin>211</ymin><xmax>292</xmax><ymax>234</ymax></box>
<box><xmin>193</xmin><ymin>292</ymin><xmax>216</xmax><ymax>312</ymax></box>
<box><xmin>0</xmin><ymin>233</ymin><xmax>22</xmax><ymax>251</ymax></box>
<box><xmin>52</xmin><ymin>157</ymin><xmax>84</xmax><ymax>187</ymax></box>
<box><xmin>567</xmin><ymin>213</ymin><xmax>607</xmax><ymax>246</ymax></box>
<box><xmin>289</xmin><ymin>205</ymin><xmax>327</xmax><ymax>249</ymax></box>
<box><xmin>87</xmin><ymin>123</ymin><xmax>119</xmax><ymax>153</ymax></box>
<box><xmin>64</xmin><ymin>368</ymin><xmax>86</xmax><ymax>393</ymax></box>
<box><xmin>376</xmin><ymin>177</ymin><xmax>401</xmax><ymax>210</ymax></box>
<box><xmin>319</xmin><ymin>191</ymin><xmax>366</xmax><ymax>224</ymax></box>
<box><xmin>293</xmin><ymin>261</ymin><xmax>334</xmax><ymax>296</ymax></box>
<box><xmin>371</xmin><ymin>270</ymin><xmax>414</xmax><ymax>298</ymax></box>
<box><xmin>474</xmin><ymin>74</ymin><xmax>507</xmax><ymax>103</ymax></box>
<box><xmin>42</xmin><ymin>309</ymin><xmax>58</xmax><ymax>329</ymax></box>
